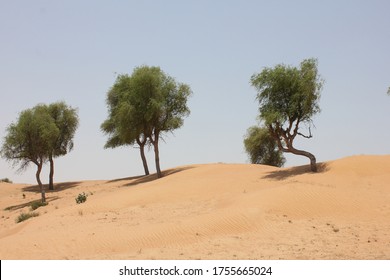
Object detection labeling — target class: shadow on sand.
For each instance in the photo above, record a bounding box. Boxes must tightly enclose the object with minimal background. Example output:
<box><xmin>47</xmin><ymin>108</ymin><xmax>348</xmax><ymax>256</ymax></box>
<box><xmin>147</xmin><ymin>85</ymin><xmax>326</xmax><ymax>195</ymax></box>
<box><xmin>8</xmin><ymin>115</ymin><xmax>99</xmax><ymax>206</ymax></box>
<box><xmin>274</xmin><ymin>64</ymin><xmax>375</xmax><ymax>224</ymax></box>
<box><xmin>4</xmin><ymin>196</ymin><xmax>59</xmax><ymax>211</ymax></box>
<box><xmin>262</xmin><ymin>162</ymin><xmax>328</xmax><ymax>181</ymax></box>
<box><xmin>22</xmin><ymin>181</ymin><xmax>82</xmax><ymax>193</ymax></box>
<box><xmin>111</xmin><ymin>166</ymin><xmax>195</xmax><ymax>188</ymax></box>
<box><xmin>20</xmin><ymin>166</ymin><xmax>195</xmax><ymax>193</ymax></box>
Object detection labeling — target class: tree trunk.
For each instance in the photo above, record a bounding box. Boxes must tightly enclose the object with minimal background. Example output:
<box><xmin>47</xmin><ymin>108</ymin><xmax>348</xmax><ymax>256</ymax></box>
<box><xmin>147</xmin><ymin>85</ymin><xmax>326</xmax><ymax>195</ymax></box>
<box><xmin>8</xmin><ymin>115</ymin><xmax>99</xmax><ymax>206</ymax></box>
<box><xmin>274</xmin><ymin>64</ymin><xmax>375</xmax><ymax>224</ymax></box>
<box><xmin>35</xmin><ymin>161</ymin><xmax>46</xmax><ymax>203</ymax></box>
<box><xmin>271</xmin><ymin>125</ymin><xmax>317</xmax><ymax>172</ymax></box>
<box><xmin>139</xmin><ymin>143</ymin><xmax>150</xmax><ymax>175</ymax></box>
<box><xmin>152</xmin><ymin>133</ymin><xmax>162</xmax><ymax>178</ymax></box>
<box><xmin>289</xmin><ymin>147</ymin><xmax>317</xmax><ymax>172</ymax></box>
<box><xmin>49</xmin><ymin>155</ymin><xmax>54</xmax><ymax>190</ymax></box>
<box><xmin>309</xmin><ymin>155</ymin><xmax>317</xmax><ymax>172</ymax></box>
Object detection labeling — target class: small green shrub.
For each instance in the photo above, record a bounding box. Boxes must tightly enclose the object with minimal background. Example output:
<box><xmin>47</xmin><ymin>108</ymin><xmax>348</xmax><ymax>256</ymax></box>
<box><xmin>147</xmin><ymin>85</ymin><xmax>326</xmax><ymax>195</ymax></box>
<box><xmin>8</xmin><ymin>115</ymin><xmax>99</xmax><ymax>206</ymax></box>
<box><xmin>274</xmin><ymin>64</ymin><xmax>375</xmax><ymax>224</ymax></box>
<box><xmin>1</xmin><ymin>178</ymin><xmax>12</xmax><ymax>183</ymax></box>
<box><xmin>75</xmin><ymin>192</ymin><xmax>88</xmax><ymax>204</ymax></box>
<box><xmin>16</xmin><ymin>212</ymin><xmax>39</xmax><ymax>223</ymax></box>
<box><xmin>30</xmin><ymin>201</ymin><xmax>48</xmax><ymax>211</ymax></box>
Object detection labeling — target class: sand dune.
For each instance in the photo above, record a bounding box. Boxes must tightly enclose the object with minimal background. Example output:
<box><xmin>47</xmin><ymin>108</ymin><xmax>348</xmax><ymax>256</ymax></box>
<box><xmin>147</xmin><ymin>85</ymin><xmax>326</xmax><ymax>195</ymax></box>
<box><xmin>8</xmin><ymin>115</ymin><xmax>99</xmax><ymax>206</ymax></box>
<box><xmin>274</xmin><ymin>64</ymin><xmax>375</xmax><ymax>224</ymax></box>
<box><xmin>0</xmin><ymin>155</ymin><xmax>389</xmax><ymax>259</ymax></box>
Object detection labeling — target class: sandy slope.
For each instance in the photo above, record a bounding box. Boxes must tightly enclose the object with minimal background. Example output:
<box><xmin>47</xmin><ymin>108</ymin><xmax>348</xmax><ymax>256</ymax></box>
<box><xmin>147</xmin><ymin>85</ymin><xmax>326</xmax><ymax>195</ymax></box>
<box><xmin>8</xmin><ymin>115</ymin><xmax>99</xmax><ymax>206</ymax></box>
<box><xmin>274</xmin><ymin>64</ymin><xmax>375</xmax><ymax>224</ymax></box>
<box><xmin>0</xmin><ymin>155</ymin><xmax>389</xmax><ymax>259</ymax></box>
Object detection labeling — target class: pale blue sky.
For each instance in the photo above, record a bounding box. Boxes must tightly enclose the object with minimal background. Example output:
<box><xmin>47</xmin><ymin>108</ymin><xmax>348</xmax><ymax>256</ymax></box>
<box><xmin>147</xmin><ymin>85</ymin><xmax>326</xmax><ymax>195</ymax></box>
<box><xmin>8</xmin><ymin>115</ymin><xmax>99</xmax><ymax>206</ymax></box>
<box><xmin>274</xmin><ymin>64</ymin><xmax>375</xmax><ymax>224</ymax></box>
<box><xmin>1</xmin><ymin>0</ymin><xmax>389</xmax><ymax>184</ymax></box>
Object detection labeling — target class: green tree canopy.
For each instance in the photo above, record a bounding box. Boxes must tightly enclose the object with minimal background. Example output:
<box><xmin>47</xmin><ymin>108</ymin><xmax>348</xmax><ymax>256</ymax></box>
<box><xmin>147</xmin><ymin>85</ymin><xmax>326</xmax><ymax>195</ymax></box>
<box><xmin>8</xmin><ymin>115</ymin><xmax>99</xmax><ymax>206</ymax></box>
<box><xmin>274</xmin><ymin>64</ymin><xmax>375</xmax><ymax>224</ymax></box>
<box><xmin>250</xmin><ymin>58</ymin><xmax>323</xmax><ymax>172</ymax></box>
<box><xmin>1</xmin><ymin>106</ymin><xmax>59</xmax><ymax>202</ymax></box>
<box><xmin>101</xmin><ymin>65</ymin><xmax>192</xmax><ymax>178</ymax></box>
<box><xmin>244</xmin><ymin>126</ymin><xmax>285</xmax><ymax>167</ymax></box>
<box><xmin>1</xmin><ymin>102</ymin><xmax>78</xmax><ymax>200</ymax></box>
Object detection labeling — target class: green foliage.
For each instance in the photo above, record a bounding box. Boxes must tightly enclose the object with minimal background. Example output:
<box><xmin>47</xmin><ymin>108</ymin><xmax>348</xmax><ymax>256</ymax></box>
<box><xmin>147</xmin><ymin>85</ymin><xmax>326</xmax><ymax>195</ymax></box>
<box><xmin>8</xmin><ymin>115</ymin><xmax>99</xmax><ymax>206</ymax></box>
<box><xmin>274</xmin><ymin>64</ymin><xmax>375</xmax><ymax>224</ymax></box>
<box><xmin>47</xmin><ymin>102</ymin><xmax>79</xmax><ymax>157</ymax></box>
<box><xmin>30</xmin><ymin>200</ymin><xmax>48</xmax><ymax>211</ymax></box>
<box><xmin>0</xmin><ymin>102</ymin><xmax>78</xmax><ymax>167</ymax></box>
<box><xmin>0</xmin><ymin>178</ymin><xmax>12</xmax><ymax>183</ymax></box>
<box><xmin>251</xmin><ymin>58</ymin><xmax>323</xmax><ymax>127</ymax></box>
<box><xmin>244</xmin><ymin>126</ymin><xmax>285</xmax><ymax>167</ymax></box>
<box><xmin>250</xmin><ymin>58</ymin><xmax>323</xmax><ymax>172</ymax></box>
<box><xmin>16</xmin><ymin>212</ymin><xmax>39</xmax><ymax>223</ymax></box>
<box><xmin>101</xmin><ymin>65</ymin><xmax>192</xmax><ymax>177</ymax></box>
<box><xmin>1</xmin><ymin>106</ymin><xmax>59</xmax><ymax>171</ymax></box>
<box><xmin>1</xmin><ymin>105</ymin><xmax>58</xmax><ymax>197</ymax></box>
<box><xmin>102</xmin><ymin>66</ymin><xmax>191</xmax><ymax>146</ymax></box>
<box><xmin>75</xmin><ymin>192</ymin><xmax>88</xmax><ymax>204</ymax></box>
<box><xmin>101</xmin><ymin>73</ymin><xmax>143</xmax><ymax>149</ymax></box>
<box><xmin>0</xmin><ymin>102</ymin><xmax>79</xmax><ymax>193</ymax></box>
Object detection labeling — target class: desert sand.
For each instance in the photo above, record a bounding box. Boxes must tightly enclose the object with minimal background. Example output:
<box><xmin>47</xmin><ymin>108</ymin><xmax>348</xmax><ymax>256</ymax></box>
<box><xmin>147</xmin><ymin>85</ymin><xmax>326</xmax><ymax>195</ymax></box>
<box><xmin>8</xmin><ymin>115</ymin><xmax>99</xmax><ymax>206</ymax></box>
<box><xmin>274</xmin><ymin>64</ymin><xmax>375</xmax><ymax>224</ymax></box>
<box><xmin>0</xmin><ymin>155</ymin><xmax>389</xmax><ymax>260</ymax></box>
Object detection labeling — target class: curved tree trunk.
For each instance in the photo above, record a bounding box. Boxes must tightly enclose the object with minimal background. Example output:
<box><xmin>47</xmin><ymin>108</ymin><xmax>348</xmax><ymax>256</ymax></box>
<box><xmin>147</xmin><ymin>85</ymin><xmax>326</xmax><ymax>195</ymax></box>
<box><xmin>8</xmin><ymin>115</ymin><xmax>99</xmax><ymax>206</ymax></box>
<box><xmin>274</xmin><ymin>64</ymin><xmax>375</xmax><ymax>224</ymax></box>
<box><xmin>270</xmin><ymin>124</ymin><xmax>317</xmax><ymax>172</ymax></box>
<box><xmin>35</xmin><ymin>161</ymin><xmax>46</xmax><ymax>203</ymax></box>
<box><xmin>49</xmin><ymin>155</ymin><xmax>54</xmax><ymax>190</ymax></box>
<box><xmin>289</xmin><ymin>147</ymin><xmax>317</xmax><ymax>172</ymax></box>
<box><xmin>139</xmin><ymin>143</ymin><xmax>149</xmax><ymax>175</ymax></box>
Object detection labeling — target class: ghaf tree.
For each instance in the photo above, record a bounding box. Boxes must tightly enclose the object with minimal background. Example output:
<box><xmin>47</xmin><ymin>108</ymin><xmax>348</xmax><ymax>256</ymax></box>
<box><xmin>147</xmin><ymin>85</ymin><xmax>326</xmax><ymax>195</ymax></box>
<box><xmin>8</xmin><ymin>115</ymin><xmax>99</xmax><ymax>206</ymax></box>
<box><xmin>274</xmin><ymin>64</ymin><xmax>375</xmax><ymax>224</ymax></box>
<box><xmin>1</xmin><ymin>106</ymin><xmax>59</xmax><ymax>203</ymax></box>
<box><xmin>250</xmin><ymin>58</ymin><xmax>323</xmax><ymax>172</ymax></box>
<box><xmin>1</xmin><ymin>102</ymin><xmax>79</xmax><ymax>200</ymax></box>
<box><xmin>101</xmin><ymin>66</ymin><xmax>192</xmax><ymax>178</ymax></box>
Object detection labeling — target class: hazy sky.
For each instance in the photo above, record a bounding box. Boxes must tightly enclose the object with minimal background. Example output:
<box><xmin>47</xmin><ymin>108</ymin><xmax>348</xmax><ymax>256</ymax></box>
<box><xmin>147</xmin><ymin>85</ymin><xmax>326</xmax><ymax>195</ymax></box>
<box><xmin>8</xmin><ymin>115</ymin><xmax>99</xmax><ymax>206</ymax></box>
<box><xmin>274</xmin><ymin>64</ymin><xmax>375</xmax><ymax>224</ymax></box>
<box><xmin>1</xmin><ymin>0</ymin><xmax>389</xmax><ymax>184</ymax></box>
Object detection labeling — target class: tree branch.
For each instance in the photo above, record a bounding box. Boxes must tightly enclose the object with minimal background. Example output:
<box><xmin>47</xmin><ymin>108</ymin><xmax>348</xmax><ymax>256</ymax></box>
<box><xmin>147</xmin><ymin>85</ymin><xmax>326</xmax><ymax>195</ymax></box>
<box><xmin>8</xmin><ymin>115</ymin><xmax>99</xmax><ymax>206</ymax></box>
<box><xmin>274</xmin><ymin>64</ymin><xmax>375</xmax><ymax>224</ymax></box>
<box><xmin>291</xmin><ymin>116</ymin><xmax>301</xmax><ymax>139</ymax></box>
<box><xmin>297</xmin><ymin>127</ymin><xmax>313</xmax><ymax>139</ymax></box>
